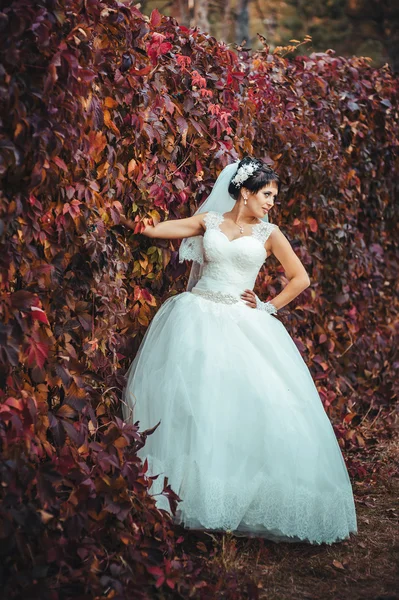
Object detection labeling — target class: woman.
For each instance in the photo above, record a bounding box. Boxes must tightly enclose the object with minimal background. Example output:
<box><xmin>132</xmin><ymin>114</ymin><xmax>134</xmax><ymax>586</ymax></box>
<box><xmin>120</xmin><ymin>156</ymin><xmax>358</xmax><ymax>545</ymax></box>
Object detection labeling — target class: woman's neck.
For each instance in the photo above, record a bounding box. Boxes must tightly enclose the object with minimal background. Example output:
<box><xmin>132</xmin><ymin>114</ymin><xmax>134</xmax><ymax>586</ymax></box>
<box><xmin>224</xmin><ymin>204</ymin><xmax>259</xmax><ymax>224</ymax></box>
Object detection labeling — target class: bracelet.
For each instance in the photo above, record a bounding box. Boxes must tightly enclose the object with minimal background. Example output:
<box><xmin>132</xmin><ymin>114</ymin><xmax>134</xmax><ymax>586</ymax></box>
<box><xmin>255</xmin><ymin>296</ymin><xmax>278</xmax><ymax>315</ymax></box>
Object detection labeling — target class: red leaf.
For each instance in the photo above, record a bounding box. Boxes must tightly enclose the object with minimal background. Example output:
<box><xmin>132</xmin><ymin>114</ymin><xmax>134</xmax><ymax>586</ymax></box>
<box><xmin>53</xmin><ymin>156</ymin><xmax>68</xmax><ymax>172</ymax></box>
<box><xmin>129</xmin><ymin>65</ymin><xmax>153</xmax><ymax>76</ymax></box>
<box><xmin>150</xmin><ymin>8</ymin><xmax>162</xmax><ymax>27</ymax></box>
<box><xmin>31</xmin><ymin>306</ymin><xmax>50</xmax><ymax>325</ymax></box>
<box><xmin>308</xmin><ymin>217</ymin><xmax>318</xmax><ymax>233</ymax></box>
<box><xmin>25</xmin><ymin>333</ymin><xmax>49</xmax><ymax>369</ymax></box>
<box><xmin>63</xmin><ymin>199</ymin><xmax>81</xmax><ymax>218</ymax></box>
<box><xmin>5</xmin><ymin>397</ymin><xmax>24</xmax><ymax>411</ymax></box>
<box><xmin>147</xmin><ymin>566</ymin><xmax>163</xmax><ymax>576</ymax></box>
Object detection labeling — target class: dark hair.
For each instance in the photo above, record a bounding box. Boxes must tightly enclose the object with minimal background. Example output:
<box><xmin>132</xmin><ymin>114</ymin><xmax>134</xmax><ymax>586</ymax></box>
<box><xmin>228</xmin><ymin>156</ymin><xmax>281</xmax><ymax>200</ymax></box>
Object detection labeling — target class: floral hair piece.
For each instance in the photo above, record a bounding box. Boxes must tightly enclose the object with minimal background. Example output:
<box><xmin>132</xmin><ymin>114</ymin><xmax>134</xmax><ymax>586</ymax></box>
<box><xmin>230</xmin><ymin>162</ymin><xmax>261</xmax><ymax>187</ymax></box>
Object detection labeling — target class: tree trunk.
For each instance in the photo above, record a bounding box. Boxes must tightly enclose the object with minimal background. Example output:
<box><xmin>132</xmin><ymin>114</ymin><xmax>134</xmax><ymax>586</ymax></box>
<box><xmin>194</xmin><ymin>0</ymin><xmax>210</xmax><ymax>32</ymax></box>
<box><xmin>170</xmin><ymin>0</ymin><xmax>190</xmax><ymax>27</ymax></box>
<box><xmin>236</xmin><ymin>0</ymin><xmax>250</xmax><ymax>46</ymax></box>
<box><xmin>345</xmin><ymin>0</ymin><xmax>399</xmax><ymax>73</ymax></box>
<box><xmin>222</xmin><ymin>0</ymin><xmax>233</xmax><ymax>43</ymax></box>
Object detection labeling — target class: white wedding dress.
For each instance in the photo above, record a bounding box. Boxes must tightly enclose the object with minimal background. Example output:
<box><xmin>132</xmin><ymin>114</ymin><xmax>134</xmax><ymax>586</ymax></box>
<box><xmin>122</xmin><ymin>211</ymin><xmax>358</xmax><ymax>544</ymax></box>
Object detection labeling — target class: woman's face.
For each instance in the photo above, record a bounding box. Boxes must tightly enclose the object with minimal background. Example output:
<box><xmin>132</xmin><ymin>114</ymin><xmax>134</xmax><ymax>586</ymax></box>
<box><xmin>244</xmin><ymin>181</ymin><xmax>279</xmax><ymax>219</ymax></box>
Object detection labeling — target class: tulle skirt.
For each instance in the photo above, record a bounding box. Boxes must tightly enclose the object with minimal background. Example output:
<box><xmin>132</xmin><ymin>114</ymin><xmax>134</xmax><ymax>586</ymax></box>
<box><xmin>122</xmin><ymin>291</ymin><xmax>358</xmax><ymax>544</ymax></box>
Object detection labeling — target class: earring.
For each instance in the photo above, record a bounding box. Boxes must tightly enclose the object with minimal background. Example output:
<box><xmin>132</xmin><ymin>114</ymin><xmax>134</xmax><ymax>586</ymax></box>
<box><xmin>244</xmin><ymin>197</ymin><xmax>247</xmax><ymax>205</ymax></box>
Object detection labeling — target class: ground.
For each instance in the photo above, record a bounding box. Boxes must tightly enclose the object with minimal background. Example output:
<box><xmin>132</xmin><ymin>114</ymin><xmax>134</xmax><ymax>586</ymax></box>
<box><xmin>175</xmin><ymin>423</ymin><xmax>398</xmax><ymax>600</ymax></box>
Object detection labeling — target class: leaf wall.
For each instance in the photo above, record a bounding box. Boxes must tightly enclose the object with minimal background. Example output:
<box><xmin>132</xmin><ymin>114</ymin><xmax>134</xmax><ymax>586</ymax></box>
<box><xmin>0</xmin><ymin>0</ymin><xmax>397</xmax><ymax>597</ymax></box>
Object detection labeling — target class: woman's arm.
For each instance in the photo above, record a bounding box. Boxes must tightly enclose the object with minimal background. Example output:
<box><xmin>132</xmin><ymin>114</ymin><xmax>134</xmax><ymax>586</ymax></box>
<box><xmin>119</xmin><ymin>212</ymin><xmax>206</xmax><ymax>239</ymax></box>
<box><xmin>241</xmin><ymin>228</ymin><xmax>311</xmax><ymax>311</ymax></box>
<box><xmin>266</xmin><ymin>228</ymin><xmax>311</xmax><ymax>310</ymax></box>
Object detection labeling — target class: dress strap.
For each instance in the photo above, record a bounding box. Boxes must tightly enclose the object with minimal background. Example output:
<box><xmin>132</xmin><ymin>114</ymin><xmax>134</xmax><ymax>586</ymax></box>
<box><xmin>252</xmin><ymin>221</ymin><xmax>279</xmax><ymax>245</ymax></box>
<box><xmin>203</xmin><ymin>211</ymin><xmax>224</xmax><ymax>230</ymax></box>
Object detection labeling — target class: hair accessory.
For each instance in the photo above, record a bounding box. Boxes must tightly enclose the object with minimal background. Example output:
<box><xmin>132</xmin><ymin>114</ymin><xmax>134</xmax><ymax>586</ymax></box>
<box><xmin>231</xmin><ymin>162</ymin><xmax>261</xmax><ymax>187</ymax></box>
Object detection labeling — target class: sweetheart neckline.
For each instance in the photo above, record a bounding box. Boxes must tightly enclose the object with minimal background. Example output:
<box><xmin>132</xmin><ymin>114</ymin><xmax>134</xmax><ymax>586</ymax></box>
<box><xmin>216</xmin><ymin>212</ymin><xmax>267</xmax><ymax>253</ymax></box>
<box><xmin>216</xmin><ymin>229</ymin><xmax>259</xmax><ymax>244</ymax></box>
<box><xmin>208</xmin><ymin>229</ymin><xmax>267</xmax><ymax>256</ymax></box>
<box><xmin>219</xmin><ymin>212</ymin><xmax>262</xmax><ymax>243</ymax></box>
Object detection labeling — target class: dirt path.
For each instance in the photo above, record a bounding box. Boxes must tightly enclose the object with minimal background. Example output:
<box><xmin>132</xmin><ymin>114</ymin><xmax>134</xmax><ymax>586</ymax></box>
<box><xmin>177</xmin><ymin>435</ymin><xmax>398</xmax><ymax>599</ymax></box>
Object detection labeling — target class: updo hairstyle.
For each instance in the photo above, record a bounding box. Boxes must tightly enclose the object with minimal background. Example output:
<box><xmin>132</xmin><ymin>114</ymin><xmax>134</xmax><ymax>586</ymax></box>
<box><xmin>228</xmin><ymin>156</ymin><xmax>281</xmax><ymax>201</ymax></box>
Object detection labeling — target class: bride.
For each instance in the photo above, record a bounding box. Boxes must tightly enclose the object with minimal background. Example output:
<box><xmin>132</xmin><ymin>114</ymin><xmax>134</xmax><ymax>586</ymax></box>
<box><xmin>120</xmin><ymin>156</ymin><xmax>358</xmax><ymax>545</ymax></box>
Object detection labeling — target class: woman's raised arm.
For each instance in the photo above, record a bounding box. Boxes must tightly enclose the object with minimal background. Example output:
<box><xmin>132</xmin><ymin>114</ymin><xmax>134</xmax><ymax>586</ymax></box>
<box><xmin>119</xmin><ymin>212</ymin><xmax>206</xmax><ymax>240</ymax></box>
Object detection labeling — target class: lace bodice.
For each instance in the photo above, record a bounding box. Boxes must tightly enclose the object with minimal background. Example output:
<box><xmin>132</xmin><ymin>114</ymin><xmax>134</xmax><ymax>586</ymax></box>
<box><xmin>191</xmin><ymin>211</ymin><xmax>278</xmax><ymax>298</ymax></box>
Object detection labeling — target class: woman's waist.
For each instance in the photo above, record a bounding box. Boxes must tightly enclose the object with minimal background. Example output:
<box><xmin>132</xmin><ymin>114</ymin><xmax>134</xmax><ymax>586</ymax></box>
<box><xmin>191</xmin><ymin>278</ymin><xmax>253</xmax><ymax>305</ymax></box>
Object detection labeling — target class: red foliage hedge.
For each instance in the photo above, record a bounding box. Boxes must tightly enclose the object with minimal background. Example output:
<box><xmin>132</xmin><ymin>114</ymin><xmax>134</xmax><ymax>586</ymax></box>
<box><xmin>0</xmin><ymin>0</ymin><xmax>398</xmax><ymax>597</ymax></box>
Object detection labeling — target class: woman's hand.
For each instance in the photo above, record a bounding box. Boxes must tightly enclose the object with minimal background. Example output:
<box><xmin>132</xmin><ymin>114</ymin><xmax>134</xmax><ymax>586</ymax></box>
<box><xmin>241</xmin><ymin>289</ymin><xmax>279</xmax><ymax>315</ymax></box>
<box><xmin>240</xmin><ymin>289</ymin><xmax>258</xmax><ymax>309</ymax></box>
<box><xmin>118</xmin><ymin>214</ymin><xmax>154</xmax><ymax>233</ymax></box>
<box><xmin>118</xmin><ymin>214</ymin><xmax>134</xmax><ymax>229</ymax></box>
<box><xmin>141</xmin><ymin>217</ymin><xmax>154</xmax><ymax>234</ymax></box>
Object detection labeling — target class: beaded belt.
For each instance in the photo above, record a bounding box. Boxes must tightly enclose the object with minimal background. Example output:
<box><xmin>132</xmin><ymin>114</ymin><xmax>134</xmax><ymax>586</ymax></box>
<box><xmin>191</xmin><ymin>288</ymin><xmax>240</xmax><ymax>305</ymax></box>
